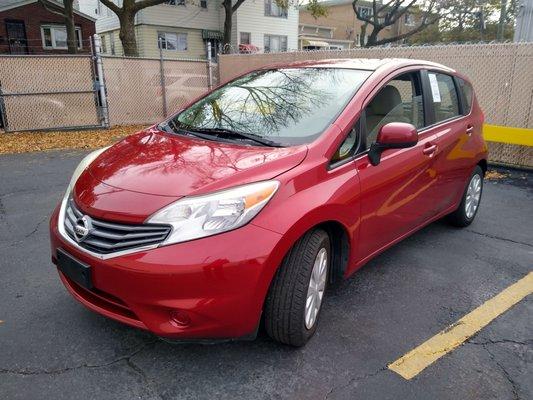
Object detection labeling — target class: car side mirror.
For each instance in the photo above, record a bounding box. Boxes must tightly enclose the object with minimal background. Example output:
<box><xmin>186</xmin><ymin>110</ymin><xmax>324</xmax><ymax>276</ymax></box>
<box><xmin>368</xmin><ymin>122</ymin><xmax>418</xmax><ymax>166</ymax></box>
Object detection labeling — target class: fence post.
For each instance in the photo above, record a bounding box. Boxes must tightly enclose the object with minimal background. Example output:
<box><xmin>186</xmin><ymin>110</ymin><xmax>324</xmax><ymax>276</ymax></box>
<box><xmin>0</xmin><ymin>81</ymin><xmax>9</xmax><ymax>132</ymax></box>
<box><xmin>207</xmin><ymin>41</ymin><xmax>213</xmax><ymax>90</ymax></box>
<box><xmin>159</xmin><ymin>37</ymin><xmax>168</xmax><ymax>118</ymax></box>
<box><xmin>93</xmin><ymin>34</ymin><xmax>110</xmax><ymax>127</ymax></box>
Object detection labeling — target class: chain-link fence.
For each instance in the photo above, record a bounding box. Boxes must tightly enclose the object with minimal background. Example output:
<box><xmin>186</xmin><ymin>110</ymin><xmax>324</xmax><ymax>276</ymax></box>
<box><xmin>102</xmin><ymin>56</ymin><xmax>216</xmax><ymax>126</ymax></box>
<box><xmin>0</xmin><ymin>55</ymin><xmax>101</xmax><ymax>132</ymax></box>
<box><xmin>0</xmin><ymin>39</ymin><xmax>217</xmax><ymax>131</ymax></box>
<box><xmin>219</xmin><ymin>42</ymin><xmax>533</xmax><ymax>168</ymax></box>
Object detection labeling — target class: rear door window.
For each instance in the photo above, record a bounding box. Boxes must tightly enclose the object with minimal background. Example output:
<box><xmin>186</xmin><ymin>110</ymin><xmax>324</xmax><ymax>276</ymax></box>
<box><xmin>455</xmin><ymin>77</ymin><xmax>474</xmax><ymax>115</ymax></box>
<box><xmin>427</xmin><ymin>72</ymin><xmax>460</xmax><ymax>123</ymax></box>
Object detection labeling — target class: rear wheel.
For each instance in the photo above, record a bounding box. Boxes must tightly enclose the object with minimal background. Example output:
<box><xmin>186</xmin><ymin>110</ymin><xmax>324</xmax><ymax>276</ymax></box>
<box><xmin>264</xmin><ymin>229</ymin><xmax>330</xmax><ymax>346</ymax></box>
<box><xmin>447</xmin><ymin>165</ymin><xmax>484</xmax><ymax>227</ymax></box>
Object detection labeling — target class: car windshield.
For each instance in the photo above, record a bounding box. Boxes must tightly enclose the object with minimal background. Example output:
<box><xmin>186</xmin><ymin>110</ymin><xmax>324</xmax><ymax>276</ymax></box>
<box><xmin>165</xmin><ymin>67</ymin><xmax>372</xmax><ymax>146</ymax></box>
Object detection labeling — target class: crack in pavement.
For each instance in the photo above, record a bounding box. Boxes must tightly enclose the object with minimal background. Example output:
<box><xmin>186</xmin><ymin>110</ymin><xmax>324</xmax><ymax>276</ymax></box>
<box><xmin>0</xmin><ymin>215</ymin><xmax>51</xmax><ymax>251</ymax></box>
<box><xmin>0</xmin><ymin>339</ymin><xmax>158</xmax><ymax>377</ymax></box>
<box><xmin>24</xmin><ymin>215</ymin><xmax>48</xmax><ymax>239</ymax></box>
<box><xmin>324</xmin><ymin>366</ymin><xmax>388</xmax><ymax>399</ymax></box>
<box><xmin>469</xmin><ymin>338</ymin><xmax>533</xmax><ymax>347</ymax></box>
<box><xmin>126</xmin><ymin>357</ymin><xmax>164</xmax><ymax>400</ymax></box>
<box><xmin>464</xmin><ymin>229</ymin><xmax>533</xmax><ymax>248</ymax></box>
<box><xmin>481</xmin><ymin>343</ymin><xmax>521</xmax><ymax>400</ymax></box>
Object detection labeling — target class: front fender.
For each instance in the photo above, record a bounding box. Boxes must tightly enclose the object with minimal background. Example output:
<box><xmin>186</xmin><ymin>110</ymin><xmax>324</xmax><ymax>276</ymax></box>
<box><xmin>251</xmin><ymin>160</ymin><xmax>361</xmax><ymax>296</ymax></box>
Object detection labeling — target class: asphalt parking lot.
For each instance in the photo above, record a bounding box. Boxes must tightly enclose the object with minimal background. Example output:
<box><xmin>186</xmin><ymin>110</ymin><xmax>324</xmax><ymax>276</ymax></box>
<box><xmin>0</xmin><ymin>150</ymin><xmax>531</xmax><ymax>400</ymax></box>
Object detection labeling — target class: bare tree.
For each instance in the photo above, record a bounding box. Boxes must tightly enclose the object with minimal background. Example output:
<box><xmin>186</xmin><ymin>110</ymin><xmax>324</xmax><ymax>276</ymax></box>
<box><xmin>99</xmin><ymin>0</ymin><xmax>169</xmax><ymax>57</ymax></box>
<box><xmin>352</xmin><ymin>0</ymin><xmax>440</xmax><ymax>47</ymax></box>
<box><xmin>221</xmin><ymin>0</ymin><xmax>246</xmax><ymax>53</ymax></box>
<box><xmin>221</xmin><ymin>0</ymin><xmax>327</xmax><ymax>53</ymax></box>
<box><xmin>39</xmin><ymin>0</ymin><xmax>77</xmax><ymax>54</ymax></box>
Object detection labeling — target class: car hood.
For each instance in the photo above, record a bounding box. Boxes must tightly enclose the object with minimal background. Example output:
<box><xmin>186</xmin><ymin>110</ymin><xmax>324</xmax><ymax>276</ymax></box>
<box><xmin>86</xmin><ymin>128</ymin><xmax>308</xmax><ymax>197</ymax></box>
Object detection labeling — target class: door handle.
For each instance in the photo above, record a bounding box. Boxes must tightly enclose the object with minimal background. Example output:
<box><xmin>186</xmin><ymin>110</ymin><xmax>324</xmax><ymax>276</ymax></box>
<box><xmin>466</xmin><ymin>125</ymin><xmax>474</xmax><ymax>136</ymax></box>
<box><xmin>423</xmin><ymin>144</ymin><xmax>438</xmax><ymax>156</ymax></box>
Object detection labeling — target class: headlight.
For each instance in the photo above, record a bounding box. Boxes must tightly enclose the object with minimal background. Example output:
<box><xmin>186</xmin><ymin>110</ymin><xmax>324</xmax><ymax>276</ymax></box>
<box><xmin>66</xmin><ymin>146</ymin><xmax>110</xmax><ymax>195</ymax></box>
<box><xmin>148</xmin><ymin>180</ymin><xmax>280</xmax><ymax>244</ymax></box>
<box><xmin>59</xmin><ymin>146</ymin><xmax>110</xmax><ymax>215</ymax></box>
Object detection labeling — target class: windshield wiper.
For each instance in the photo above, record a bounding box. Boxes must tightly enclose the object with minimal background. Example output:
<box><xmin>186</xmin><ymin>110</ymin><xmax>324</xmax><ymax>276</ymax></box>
<box><xmin>160</xmin><ymin>121</ymin><xmax>283</xmax><ymax>147</ymax></box>
<box><xmin>186</xmin><ymin>127</ymin><xmax>283</xmax><ymax>147</ymax></box>
<box><xmin>159</xmin><ymin>121</ymin><xmax>218</xmax><ymax>142</ymax></box>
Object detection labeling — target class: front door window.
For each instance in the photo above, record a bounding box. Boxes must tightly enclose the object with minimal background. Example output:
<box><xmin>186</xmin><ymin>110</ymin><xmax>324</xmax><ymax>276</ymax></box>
<box><xmin>364</xmin><ymin>72</ymin><xmax>424</xmax><ymax>146</ymax></box>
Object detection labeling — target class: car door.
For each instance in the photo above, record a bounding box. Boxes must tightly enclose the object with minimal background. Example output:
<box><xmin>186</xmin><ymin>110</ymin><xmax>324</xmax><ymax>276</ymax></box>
<box><xmin>422</xmin><ymin>71</ymin><xmax>479</xmax><ymax>213</ymax></box>
<box><xmin>354</xmin><ymin>69</ymin><xmax>441</xmax><ymax>261</ymax></box>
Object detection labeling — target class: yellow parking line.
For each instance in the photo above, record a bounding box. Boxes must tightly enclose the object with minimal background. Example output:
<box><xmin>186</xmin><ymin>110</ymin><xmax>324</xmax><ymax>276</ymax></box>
<box><xmin>389</xmin><ymin>272</ymin><xmax>533</xmax><ymax>380</ymax></box>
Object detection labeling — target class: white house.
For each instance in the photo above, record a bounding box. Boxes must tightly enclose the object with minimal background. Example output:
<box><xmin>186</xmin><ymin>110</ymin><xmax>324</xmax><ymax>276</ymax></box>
<box><xmin>76</xmin><ymin>0</ymin><xmax>299</xmax><ymax>59</ymax></box>
<box><xmin>74</xmin><ymin>0</ymin><xmax>104</xmax><ymax>19</ymax></box>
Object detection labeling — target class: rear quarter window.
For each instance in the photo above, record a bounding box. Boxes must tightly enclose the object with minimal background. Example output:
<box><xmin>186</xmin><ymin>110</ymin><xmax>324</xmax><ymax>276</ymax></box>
<box><xmin>456</xmin><ymin>77</ymin><xmax>474</xmax><ymax>115</ymax></box>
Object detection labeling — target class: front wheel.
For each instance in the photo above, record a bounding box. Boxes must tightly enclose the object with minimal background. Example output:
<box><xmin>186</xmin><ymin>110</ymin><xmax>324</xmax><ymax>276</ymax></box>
<box><xmin>264</xmin><ymin>229</ymin><xmax>330</xmax><ymax>347</ymax></box>
<box><xmin>447</xmin><ymin>165</ymin><xmax>484</xmax><ymax>227</ymax></box>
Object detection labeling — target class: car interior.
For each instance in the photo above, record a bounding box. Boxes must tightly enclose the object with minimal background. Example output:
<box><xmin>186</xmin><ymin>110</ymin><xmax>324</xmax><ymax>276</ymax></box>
<box><xmin>364</xmin><ymin>73</ymin><xmax>424</xmax><ymax>147</ymax></box>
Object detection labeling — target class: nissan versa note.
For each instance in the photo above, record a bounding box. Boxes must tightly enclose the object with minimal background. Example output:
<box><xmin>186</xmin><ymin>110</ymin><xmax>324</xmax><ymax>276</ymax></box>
<box><xmin>49</xmin><ymin>59</ymin><xmax>487</xmax><ymax>346</ymax></box>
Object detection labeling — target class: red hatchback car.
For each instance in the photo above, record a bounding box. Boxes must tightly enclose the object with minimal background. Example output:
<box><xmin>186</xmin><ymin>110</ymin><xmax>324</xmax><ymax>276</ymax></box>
<box><xmin>50</xmin><ymin>59</ymin><xmax>487</xmax><ymax>346</ymax></box>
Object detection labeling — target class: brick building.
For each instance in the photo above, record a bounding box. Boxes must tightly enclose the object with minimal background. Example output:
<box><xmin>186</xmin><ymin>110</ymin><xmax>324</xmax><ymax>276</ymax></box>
<box><xmin>0</xmin><ymin>0</ymin><xmax>96</xmax><ymax>55</ymax></box>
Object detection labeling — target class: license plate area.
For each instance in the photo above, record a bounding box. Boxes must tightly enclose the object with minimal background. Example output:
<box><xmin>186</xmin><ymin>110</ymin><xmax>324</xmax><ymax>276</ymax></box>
<box><xmin>56</xmin><ymin>248</ymin><xmax>93</xmax><ymax>290</ymax></box>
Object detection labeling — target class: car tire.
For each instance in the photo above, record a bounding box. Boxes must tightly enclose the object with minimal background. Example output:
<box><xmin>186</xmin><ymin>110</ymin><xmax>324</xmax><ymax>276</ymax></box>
<box><xmin>264</xmin><ymin>229</ymin><xmax>330</xmax><ymax>347</ymax></box>
<box><xmin>447</xmin><ymin>165</ymin><xmax>484</xmax><ymax>227</ymax></box>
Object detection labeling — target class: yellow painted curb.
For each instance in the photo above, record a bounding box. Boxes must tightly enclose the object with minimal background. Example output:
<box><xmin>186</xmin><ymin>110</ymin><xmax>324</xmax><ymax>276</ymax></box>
<box><xmin>389</xmin><ymin>271</ymin><xmax>533</xmax><ymax>380</ymax></box>
<box><xmin>484</xmin><ymin>124</ymin><xmax>533</xmax><ymax>147</ymax></box>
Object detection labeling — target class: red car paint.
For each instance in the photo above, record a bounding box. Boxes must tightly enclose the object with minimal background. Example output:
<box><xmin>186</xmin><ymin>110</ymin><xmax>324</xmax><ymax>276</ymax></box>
<box><xmin>49</xmin><ymin>59</ymin><xmax>487</xmax><ymax>340</ymax></box>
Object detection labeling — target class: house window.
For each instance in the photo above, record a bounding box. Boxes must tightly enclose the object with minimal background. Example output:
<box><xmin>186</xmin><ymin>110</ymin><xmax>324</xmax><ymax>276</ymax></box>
<box><xmin>356</xmin><ymin>6</ymin><xmax>372</xmax><ymax>18</ymax></box>
<box><xmin>165</xmin><ymin>0</ymin><xmax>185</xmax><ymax>5</ymax></box>
<box><xmin>41</xmin><ymin>25</ymin><xmax>82</xmax><ymax>50</ymax></box>
<box><xmin>404</xmin><ymin>14</ymin><xmax>415</xmax><ymax>26</ymax></box>
<box><xmin>158</xmin><ymin>32</ymin><xmax>188</xmax><ymax>51</ymax></box>
<box><xmin>265</xmin><ymin>0</ymin><xmax>287</xmax><ymax>18</ymax></box>
<box><xmin>101</xmin><ymin>35</ymin><xmax>107</xmax><ymax>53</ymax></box>
<box><xmin>200</xmin><ymin>0</ymin><xmax>207</xmax><ymax>8</ymax></box>
<box><xmin>264</xmin><ymin>34</ymin><xmax>287</xmax><ymax>52</ymax></box>
<box><xmin>240</xmin><ymin>32</ymin><xmax>251</xmax><ymax>45</ymax></box>
<box><xmin>110</xmin><ymin>31</ymin><xmax>116</xmax><ymax>55</ymax></box>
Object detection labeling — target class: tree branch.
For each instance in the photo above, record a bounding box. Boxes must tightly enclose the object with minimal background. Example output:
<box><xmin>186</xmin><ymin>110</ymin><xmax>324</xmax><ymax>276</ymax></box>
<box><xmin>372</xmin><ymin>14</ymin><xmax>440</xmax><ymax>46</ymax></box>
<box><xmin>134</xmin><ymin>0</ymin><xmax>168</xmax><ymax>12</ymax></box>
<box><xmin>232</xmin><ymin>0</ymin><xmax>247</xmax><ymax>13</ymax></box>
<box><xmin>99</xmin><ymin>0</ymin><xmax>121</xmax><ymax>15</ymax></box>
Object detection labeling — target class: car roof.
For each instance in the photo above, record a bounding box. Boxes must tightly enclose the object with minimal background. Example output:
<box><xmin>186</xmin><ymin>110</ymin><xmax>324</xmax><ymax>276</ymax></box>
<box><xmin>263</xmin><ymin>58</ymin><xmax>456</xmax><ymax>74</ymax></box>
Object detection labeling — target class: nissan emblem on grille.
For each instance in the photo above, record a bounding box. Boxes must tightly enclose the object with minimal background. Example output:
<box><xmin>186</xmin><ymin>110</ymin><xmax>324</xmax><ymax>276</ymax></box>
<box><xmin>64</xmin><ymin>197</ymin><xmax>171</xmax><ymax>254</ymax></box>
<box><xmin>73</xmin><ymin>216</ymin><xmax>91</xmax><ymax>243</ymax></box>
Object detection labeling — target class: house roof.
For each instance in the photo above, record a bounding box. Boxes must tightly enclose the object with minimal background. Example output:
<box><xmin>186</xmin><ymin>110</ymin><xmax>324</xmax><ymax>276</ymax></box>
<box><xmin>0</xmin><ymin>0</ymin><xmax>97</xmax><ymax>21</ymax></box>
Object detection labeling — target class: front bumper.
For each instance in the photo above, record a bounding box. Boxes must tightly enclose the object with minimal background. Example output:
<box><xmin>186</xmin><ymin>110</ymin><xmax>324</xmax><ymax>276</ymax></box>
<box><xmin>49</xmin><ymin>206</ymin><xmax>283</xmax><ymax>340</ymax></box>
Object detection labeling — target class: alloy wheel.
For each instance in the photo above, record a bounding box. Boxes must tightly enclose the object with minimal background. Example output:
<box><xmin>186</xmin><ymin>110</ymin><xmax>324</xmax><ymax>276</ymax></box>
<box><xmin>304</xmin><ymin>247</ymin><xmax>328</xmax><ymax>329</ymax></box>
<box><xmin>465</xmin><ymin>174</ymin><xmax>482</xmax><ymax>219</ymax></box>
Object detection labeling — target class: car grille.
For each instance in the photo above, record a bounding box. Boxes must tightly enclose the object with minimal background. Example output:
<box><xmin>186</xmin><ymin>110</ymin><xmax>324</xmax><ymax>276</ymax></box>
<box><xmin>64</xmin><ymin>197</ymin><xmax>171</xmax><ymax>254</ymax></box>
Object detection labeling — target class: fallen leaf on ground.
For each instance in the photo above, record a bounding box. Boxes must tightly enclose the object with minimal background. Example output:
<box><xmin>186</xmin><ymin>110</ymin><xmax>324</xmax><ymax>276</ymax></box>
<box><xmin>485</xmin><ymin>170</ymin><xmax>508</xmax><ymax>180</ymax></box>
<box><xmin>0</xmin><ymin>125</ymin><xmax>146</xmax><ymax>155</ymax></box>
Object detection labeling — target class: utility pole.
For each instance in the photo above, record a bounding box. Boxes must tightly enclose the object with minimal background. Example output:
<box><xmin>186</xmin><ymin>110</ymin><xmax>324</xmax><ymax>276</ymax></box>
<box><xmin>514</xmin><ymin>0</ymin><xmax>533</xmax><ymax>41</ymax></box>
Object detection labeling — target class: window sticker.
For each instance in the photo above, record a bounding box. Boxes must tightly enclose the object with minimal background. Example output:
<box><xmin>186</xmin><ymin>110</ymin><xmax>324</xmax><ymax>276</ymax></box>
<box><xmin>428</xmin><ymin>73</ymin><xmax>441</xmax><ymax>103</ymax></box>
